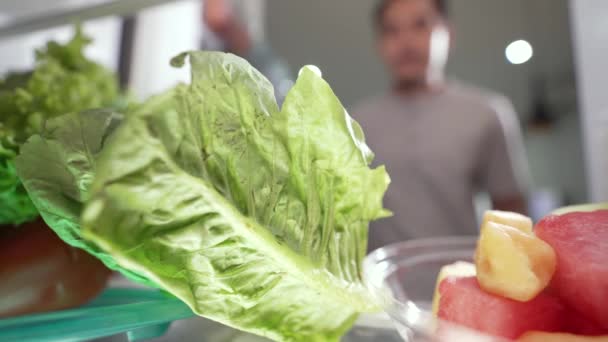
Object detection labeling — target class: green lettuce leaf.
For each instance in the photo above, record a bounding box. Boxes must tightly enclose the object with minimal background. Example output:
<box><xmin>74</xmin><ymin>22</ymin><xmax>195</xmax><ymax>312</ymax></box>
<box><xmin>14</xmin><ymin>110</ymin><xmax>155</xmax><ymax>286</ymax></box>
<box><xmin>0</xmin><ymin>154</ymin><xmax>38</xmax><ymax>226</ymax></box>
<box><xmin>81</xmin><ymin>51</ymin><xmax>389</xmax><ymax>341</ymax></box>
<box><xmin>1</xmin><ymin>28</ymin><xmax>120</xmax><ymax>225</ymax></box>
<box><xmin>0</xmin><ymin>75</ymin><xmax>39</xmax><ymax>225</ymax></box>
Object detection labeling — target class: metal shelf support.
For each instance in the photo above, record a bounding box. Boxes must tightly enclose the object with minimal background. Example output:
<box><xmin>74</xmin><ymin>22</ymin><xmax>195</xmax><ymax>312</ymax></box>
<box><xmin>0</xmin><ymin>0</ymin><xmax>183</xmax><ymax>39</ymax></box>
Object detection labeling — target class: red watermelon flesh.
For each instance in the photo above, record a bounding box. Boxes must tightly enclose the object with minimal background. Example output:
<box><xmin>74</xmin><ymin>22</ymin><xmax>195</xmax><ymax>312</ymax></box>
<box><xmin>564</xmin><ymin>310</ymin><xmax>606</xmax><ymax>336</ymax></box>
<box><xmin>438</xmin><ymin>276</ymin><xmax>565</xmax><ymax>340</ymax></box>
<box><xmin>535</xmin><ymin>210</ymin><xmax>608</xmax><ymax>330</ymax></box>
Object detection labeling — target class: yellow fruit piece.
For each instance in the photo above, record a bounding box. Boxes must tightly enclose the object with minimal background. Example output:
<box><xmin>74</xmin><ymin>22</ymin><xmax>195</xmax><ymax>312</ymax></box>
<box><xmin>518</xmin><ymin>332</ymin><xmax>608</xmax><ymax>342</ymax></box>
<box><xmin>482</xmin><ymin>210</ymin><xmax>533</xmax><ymax>234</ymax></box>
<box><xmin>475</xmin><ymin>221</ymin><xmax>556</xmax><ymax>302</ymax></box>
<box><xmin>551</xmin><ymin>202</ymin><xmax>608</xmax><ymax>216</ymax></box>
<box><xmin>431</xmin><ymin>261</ymin><xmax>476</xmax><ymax>315</ymax></box>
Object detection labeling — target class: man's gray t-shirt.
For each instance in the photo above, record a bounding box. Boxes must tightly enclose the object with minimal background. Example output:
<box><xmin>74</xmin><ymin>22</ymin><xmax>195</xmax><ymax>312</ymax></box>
<box><xmin>352</xmin><ymin>83</ymin><xmax>529</xmax><ymax>251</ymax></box>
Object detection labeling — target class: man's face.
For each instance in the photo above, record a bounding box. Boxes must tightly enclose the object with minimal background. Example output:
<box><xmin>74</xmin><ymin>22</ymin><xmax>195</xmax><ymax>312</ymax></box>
<box><xmin>377</xmin><ymin>0</ymin><xmax>449</xmax><ymax>84</ymax></box>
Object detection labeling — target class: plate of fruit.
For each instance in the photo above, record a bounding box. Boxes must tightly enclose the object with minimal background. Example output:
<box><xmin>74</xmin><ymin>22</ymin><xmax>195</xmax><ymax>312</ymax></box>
<box><xmin>364</xmin><ymin>205</ymin><xmax>608</xmax><ymax>341</ymax></box>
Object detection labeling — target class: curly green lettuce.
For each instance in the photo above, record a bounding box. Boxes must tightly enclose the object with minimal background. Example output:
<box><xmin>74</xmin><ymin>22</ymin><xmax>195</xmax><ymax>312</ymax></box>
<box><xmin>0</xmin><ymin>28</ymin><xmax>120</xmax><ymax>225</ymax></box>
<box><xmin>0</xmin><ymin>146</ymin><xmax>38</xmax><ymax>225</ymax></box>
<box><xmin>2</xmin><ymin>28</ymin><xmax>119</xmax><ymax>145</ymax></box>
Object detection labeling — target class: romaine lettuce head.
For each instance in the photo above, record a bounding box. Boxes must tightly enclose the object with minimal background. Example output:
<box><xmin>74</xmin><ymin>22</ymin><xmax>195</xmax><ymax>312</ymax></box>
<box><xmin>17</xmin><ymin>50</ymin><xmax>390</xmax><ymax>341</ymax></box>
<box><xmin>80</xmin><ymin>51</ymin><xmax>390</xmax><ymax>341</ymax></box>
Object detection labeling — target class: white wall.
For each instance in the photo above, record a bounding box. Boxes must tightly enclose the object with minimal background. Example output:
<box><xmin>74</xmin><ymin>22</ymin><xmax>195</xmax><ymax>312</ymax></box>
<box><xmin>570</xmin><ymin>0</ymin><xmax>608</xmax><ymax>202</ymax></box>
<box><xmin>129</xmin><ymin>0</ymin><xmax>203</xmax><ymax>99</ymax></box>
<box><xmin>128</xmin><ymin>0</ymin><xmax>267</xmax><ymax>100</ymax></box>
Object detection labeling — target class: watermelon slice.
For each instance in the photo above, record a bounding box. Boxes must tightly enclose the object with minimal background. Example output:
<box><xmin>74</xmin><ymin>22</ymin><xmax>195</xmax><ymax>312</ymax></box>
<box><xmin>518</xmin><ymin>331</ymin><xmax>608</xmax><ymax>342</ymax></box>
<box><xmin>564</xmin><ymin>310</ymin><xmax>606</xmax><ymax>336</ymax></box>
<box><xmin>437</xmin><ymin>276</ymin><xmax>565</xmax><ymax>339</ymax></box>
<box><xmin>535</xmin><ymin>210</ymin><xmax>608</xmax><ymax>330</ymax></box>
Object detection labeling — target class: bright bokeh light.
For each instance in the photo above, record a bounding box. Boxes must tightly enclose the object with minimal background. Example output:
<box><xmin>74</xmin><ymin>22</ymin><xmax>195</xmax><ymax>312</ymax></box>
<box><xmin>505</xmin><ymin>40</ymin><xmax>533</xmax><ymax>65</ymax></box>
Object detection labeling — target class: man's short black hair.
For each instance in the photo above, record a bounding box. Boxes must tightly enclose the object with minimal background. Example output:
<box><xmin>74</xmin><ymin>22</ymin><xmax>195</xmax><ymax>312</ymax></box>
<box><xmin>374</xmin><ymin>0</ymin><xmax>447</xmax><ymax>28</ymax></box>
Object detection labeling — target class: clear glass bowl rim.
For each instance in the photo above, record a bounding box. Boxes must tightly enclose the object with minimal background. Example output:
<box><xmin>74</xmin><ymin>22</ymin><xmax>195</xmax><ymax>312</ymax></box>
<box><xmin>362</xmin><ymin>236</ymin><xmax>495</xmax><ymax>341</ymax></box>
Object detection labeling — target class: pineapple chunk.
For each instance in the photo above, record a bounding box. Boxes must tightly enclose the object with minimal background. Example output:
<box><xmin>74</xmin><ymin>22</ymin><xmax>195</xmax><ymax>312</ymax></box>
<box><xmin>431</xmin><ymin>261</ymin><xmax>476</xmax><ymax>315</ymax></box>
<box><xmin>482</xmin><ymin>210</ymin><xmax>533</xmax><ymax>233</ymax></box>
<box><xmin>475</xmin><ymin>221</ymin><xmax>556</xmax><ymax>302</ymax></box>
<box><xmin>518</xmin><ymin>332</ymin><xmax>608</xmax><ymax>342</ymax></box>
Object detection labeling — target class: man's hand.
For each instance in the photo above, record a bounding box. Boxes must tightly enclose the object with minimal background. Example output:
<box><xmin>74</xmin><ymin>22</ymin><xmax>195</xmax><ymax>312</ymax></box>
<box><xmin>203</xmin><ymin>0</ymin><xmax>251</xmax><ymax>55</ymax></box>
<box><xmin>204</xmin><ymin>0</ymin><xmax>233</xmax><ymax>33</ymax></box>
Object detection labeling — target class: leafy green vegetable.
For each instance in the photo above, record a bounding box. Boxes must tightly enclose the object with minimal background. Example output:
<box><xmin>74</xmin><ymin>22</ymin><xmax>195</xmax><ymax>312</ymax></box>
<box><xmin>15</xmin><ymin>110</ymin><xmax>154</xmax><ymax>286</ymax></box>
<box><xmin>1</xmin><ymin>28</ymin><xmax>119</xmax><ymax>145</ymax></box>
<box><xmin>0</xmin><ymin>150</ymin><xmax>38</xmax><ymax>225</ymax></box>
<box><xmin>0</xmin><ymin>28</ymin><xmax>120</xmax><ymax>225</ymax></box>
<box><xmin>0</xmin><ymin>73</ymin><xmax>38</xmax><ymax>225</ymax></box>
<box><xmin>79</xmin><ymin>51</ymin><xmax>390</xmax><ymax>341</ymax></box>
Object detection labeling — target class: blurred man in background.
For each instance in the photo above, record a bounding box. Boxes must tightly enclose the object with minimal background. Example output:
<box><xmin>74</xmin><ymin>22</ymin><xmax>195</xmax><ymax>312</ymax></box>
<box><xmin>353</xmin><ymin>0</ymin><xmax>530</xmax><ymax>250</ymax></box>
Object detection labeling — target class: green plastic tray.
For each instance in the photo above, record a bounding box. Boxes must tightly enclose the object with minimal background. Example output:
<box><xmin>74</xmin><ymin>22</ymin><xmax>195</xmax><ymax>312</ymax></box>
<box><xmin>0</xmin><ymin>288</ymin><xmax>195</xmax><ymax>342</ymax></box>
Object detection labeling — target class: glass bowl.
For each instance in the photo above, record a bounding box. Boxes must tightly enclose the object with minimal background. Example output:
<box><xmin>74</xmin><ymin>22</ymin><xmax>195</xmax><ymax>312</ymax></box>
<box><xmin>363</xmin><ymin>236</ymin><xmax>505</xmax><ymax>342</ymax></box>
